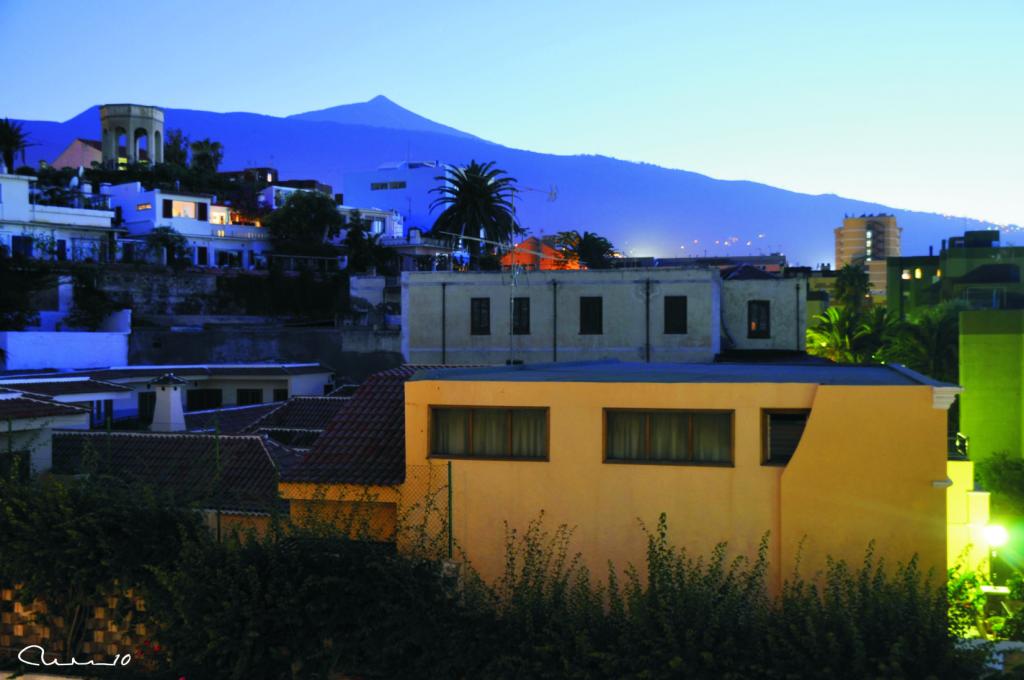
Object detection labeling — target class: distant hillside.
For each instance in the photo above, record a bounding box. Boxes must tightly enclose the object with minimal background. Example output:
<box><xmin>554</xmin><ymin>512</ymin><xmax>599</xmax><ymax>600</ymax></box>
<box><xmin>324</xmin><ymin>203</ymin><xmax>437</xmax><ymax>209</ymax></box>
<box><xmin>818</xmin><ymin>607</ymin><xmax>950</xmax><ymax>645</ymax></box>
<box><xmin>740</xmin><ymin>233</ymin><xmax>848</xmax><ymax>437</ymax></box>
<box><xmin>288</xmin><ymin>95</ymin><xmax>483</xmax><ymax>141</ymax></box>
<box><xmin>14</xmin><ymin>99</ymin><xmax>1001</xmax><ymax>265</ymax></box>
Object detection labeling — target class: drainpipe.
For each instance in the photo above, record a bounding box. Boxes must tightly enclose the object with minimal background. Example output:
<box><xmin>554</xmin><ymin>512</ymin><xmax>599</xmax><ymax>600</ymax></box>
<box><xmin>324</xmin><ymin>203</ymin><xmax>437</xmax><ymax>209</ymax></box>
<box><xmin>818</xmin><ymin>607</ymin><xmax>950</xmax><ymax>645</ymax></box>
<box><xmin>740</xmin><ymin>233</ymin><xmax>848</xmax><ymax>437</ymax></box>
<box><xmin>795</xmin><ymin>281</ymin><xmax>801</xmax><ymax>351</ymax></box>
<box><xmin>551</xmin><ymin>280</ymin><xmax>558</xmax><ymax>362</ymax></box>
<box><xmin>441</xmin><ymin>282</ymin><xmax>447</xmax><ymax>364</ymax></box>
<box><xmin>645</xmin><ymin>279</ymin><xmax>651</xmax><ymax>362</ymax></box>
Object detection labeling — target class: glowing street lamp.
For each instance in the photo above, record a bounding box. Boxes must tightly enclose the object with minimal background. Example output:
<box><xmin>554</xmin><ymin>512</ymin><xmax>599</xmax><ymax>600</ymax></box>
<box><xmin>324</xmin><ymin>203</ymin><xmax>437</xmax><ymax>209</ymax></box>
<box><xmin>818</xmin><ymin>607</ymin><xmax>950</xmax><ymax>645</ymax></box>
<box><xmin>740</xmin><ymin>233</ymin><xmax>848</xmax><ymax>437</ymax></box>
<box><xmin>984</xmin><ymin>524</ymin><xmax>1010</xmax><ymax>548</ymax></box>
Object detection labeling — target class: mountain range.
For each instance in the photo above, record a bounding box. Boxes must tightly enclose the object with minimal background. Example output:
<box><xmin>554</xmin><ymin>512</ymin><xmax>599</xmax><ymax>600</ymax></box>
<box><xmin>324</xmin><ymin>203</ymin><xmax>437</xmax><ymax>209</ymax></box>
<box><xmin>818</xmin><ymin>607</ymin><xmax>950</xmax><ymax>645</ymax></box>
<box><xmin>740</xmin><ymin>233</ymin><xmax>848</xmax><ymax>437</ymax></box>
<box><xmin>13</xmin><ymin>95</ymin><xmax>1005</xmax><ymax>265</ymax></box>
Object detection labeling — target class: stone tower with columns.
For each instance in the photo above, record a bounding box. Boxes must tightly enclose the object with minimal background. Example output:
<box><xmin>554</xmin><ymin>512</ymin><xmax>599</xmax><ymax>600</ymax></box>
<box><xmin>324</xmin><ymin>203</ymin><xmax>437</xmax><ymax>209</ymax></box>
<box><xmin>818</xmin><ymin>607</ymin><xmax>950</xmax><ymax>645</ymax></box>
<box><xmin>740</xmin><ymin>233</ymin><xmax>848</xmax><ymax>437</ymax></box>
<box><xmin>100</xmin><ymin>104</ymin><xmax>164</xmax><ymax>168</ymax></box>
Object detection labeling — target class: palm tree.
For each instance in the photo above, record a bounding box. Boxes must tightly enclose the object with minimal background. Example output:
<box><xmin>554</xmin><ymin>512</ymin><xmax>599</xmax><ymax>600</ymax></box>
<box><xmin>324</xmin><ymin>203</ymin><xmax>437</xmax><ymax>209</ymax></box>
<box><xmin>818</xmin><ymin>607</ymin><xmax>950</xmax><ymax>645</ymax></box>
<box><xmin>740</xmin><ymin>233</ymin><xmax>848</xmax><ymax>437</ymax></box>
<box><xmin>189</xmin><ymin>139</ymin><xmax>224</xmax><ymax>173</ymax></box>
<box><xmin>834</xmin><ymin>262</ymin><xmax>871</xmax><ymax>310</ymax></box>
<box><xmin>806</xmin><ymin>306</ymin><xmax>862</xmax><ymax>363</ymax></box>
<box><xmin>884</xmin><ymin>302</ymin><xmax>964</xmax><ymax>382</ymax></box>
<box><xmin>0</xmin><ymin>118</ymin><xmax>30</xmax><ymax>172</ymax></box>
<box><xmin>429</xmin><ymin>161</ymin><xmax>521</xmax><ymax>264</ymax></box>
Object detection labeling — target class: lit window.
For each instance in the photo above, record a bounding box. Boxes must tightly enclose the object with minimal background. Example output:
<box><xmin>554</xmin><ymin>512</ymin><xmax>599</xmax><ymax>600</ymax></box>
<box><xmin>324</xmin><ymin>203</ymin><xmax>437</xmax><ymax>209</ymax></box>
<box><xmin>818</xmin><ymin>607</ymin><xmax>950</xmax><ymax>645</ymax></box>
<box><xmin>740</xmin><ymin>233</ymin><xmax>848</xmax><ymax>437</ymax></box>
<box><xmin>136</xmin><ymin>202</ymin><xmax>152</xmax><ymax>211</ymax></box>
<box><xmin>171</xmin><ymin>200</ymin><xmax>196</xmax><ymax>219</ymax></box>
<box><xmin>866</xmin><ymin>230</ymin><xmax>873</xmax><ymax>238</ymax></box>
<box><xmin>606</xmin><ymin>410</ymin><xmax>732</xmax><ymax>464</ymax></box>
<box><xmin>914</xmin><ymin>267</ymin><xmax>923</xmax><ymax>279</ymax></box>
<box><xmin>937</xmin><ymin>269</ymin><xmax>942</xmax><ymax>278</ymax></box>
<box><xmin>747</xmin><ymin>300</ymin><xmax>770</xmax><ymax>339</ymax></box>
<box><xmin>430</xmin><ymin>407</ymin><xmax>548</xmax><ymax>458</ymax></box>
<box><xmin>901</xmin><ymin>269</ymin><xmax>911</xmax><ymax>280</ymax></box>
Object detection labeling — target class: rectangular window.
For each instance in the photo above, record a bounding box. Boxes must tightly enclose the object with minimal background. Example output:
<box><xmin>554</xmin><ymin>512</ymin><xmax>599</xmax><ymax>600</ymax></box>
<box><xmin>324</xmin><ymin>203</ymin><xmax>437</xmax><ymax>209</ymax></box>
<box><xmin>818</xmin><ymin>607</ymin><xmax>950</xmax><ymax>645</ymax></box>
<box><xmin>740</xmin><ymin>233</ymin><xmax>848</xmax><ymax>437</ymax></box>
<box><xmin>471</xmin><ymin>297</ymin><xmax>490</xmax><ymax>335</ymax></box>
<box><xmin>138</xmin><ymin>391</ymin><xmax>156</xmax><ymax>425</ymax></box>
<box><xmin>579</xmin><ymin>296</ymin><xmax>603</xmax><ymax>335</ymax></box>
<box><xmin>512</xmin><ymin>297</ymin><xmax>530</xmax><ymax>335</ymax></box>
<box><xmin>763</xmin><ymin>410</ymin><xmax>809</xmax><ymax>465</ymax></box>
<box><xmin>186</xmin><ymin>388</ymin><xmax>222</xmax><ymax>411</ymax></box>
<box><xmin>197</xmin><ymin>202</ymin><xmax>209</xmax><ymax>222</ymax></box>
<box><xmin>273</xmin><ymin>388</ymin><xmax>289</xmax><ymax>402</ymax></box>
<box><xmin>430</xmin><ymin>407</ymin><xmax>548</xmax><ymax>459</ymax></box>
<box><xmin>370</xmin><ymin>182</ymin><xmax>388</xmax><ymax>191</ymax></box>
<box><xmin>605</xmin><ymin>410</ymin><xmax>732</xmax><ymax>464</ymax></box>
<box><xmin>136</xmin><ymin>202</ymin><xmax>152</xmax><ymax>211</ymax></box>
<box><xmin>747</xmin><ymin>300</ymin><xmax>771</xmax><ymax>339</ymax></box>
<box><xmin>237</xmin><ymin>388</ymin><xmax>263</xmax><ymax>406</ymax></box>
<box><xmin>171</xmin><ymin>200</ymin><xmax>197</xmax><ymax>219</ymax></box>
<box><xmin>162</xmin><ymin>199</ymin><xmax>173</xmax><ymax>218</ymax></box>
<box><xmin>664</xmin><ymin>296</ymin><xmax>687</xmax><ymax>334</ymax></box>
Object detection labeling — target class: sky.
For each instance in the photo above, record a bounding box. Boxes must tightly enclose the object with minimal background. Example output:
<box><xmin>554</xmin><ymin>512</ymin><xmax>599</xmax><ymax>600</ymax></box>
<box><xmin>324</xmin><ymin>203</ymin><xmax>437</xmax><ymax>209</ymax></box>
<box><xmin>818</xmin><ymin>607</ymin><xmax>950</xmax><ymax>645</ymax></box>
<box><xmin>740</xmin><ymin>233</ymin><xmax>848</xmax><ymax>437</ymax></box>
<box><xmin>1</xmin><ymin>0</ymin><xmax>1021</xmax><ymax>226</ymax></box>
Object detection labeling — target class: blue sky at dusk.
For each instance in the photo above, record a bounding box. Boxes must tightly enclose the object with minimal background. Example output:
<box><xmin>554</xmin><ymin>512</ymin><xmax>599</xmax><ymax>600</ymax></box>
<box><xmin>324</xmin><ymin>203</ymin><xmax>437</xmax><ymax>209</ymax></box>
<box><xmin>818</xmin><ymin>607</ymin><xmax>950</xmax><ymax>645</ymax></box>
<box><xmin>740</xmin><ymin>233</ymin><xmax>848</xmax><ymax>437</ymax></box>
<box><xmin>1</xmin><ymin>0</ymin><xmax>1020</xmax><ymax>226</ymax></box>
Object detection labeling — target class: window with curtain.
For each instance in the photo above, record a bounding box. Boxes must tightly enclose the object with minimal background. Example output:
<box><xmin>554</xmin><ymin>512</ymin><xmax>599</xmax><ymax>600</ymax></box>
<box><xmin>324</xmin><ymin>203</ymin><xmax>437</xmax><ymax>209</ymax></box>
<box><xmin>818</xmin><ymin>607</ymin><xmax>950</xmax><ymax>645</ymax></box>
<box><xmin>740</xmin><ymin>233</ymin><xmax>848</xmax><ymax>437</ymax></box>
<box><xmin>431</xmin><ymin>407</ymin><xmax>548</xmax><ymax>459</ymax></box>
<box><xmin>606</xmin><ymin>410</ymin><xmax>732</xmax><ymax>464</ymax></box>
<box><xmin>763</xmin><ymin>410</ymin><xmax>809</xmax><ymax>464</ymax></box>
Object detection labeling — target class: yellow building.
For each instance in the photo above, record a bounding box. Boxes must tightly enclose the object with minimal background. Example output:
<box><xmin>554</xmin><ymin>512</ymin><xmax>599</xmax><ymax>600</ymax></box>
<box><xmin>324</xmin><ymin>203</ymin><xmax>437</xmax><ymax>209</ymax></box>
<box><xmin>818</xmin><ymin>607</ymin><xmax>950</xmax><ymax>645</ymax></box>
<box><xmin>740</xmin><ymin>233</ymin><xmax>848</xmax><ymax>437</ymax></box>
<box><xmin>406</xmin><ymin>361</ymin><xmax>981</xmax><ymax>589</ymax></box>
<box><xmin>834</xmin><ymin>214</ymin><xmax>901</xmax><ymax>300</ymax></box>
<box><xmin>281</xmin><ymin>362</ymin><xmax>992</xmax><ymax>590</ymax></box>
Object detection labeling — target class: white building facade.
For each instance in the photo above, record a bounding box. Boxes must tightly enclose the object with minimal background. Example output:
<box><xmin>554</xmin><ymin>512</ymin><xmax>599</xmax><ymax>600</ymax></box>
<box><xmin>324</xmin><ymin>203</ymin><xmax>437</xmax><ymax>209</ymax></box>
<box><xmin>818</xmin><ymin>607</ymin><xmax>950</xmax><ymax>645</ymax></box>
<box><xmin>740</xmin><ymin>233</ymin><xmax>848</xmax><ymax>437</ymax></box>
<box><xmin>0</xmin><ymin>173</ymin><xmax>118</xmax><ymax>262</ymax></box>
<box><xmin>108</xmin><ymin>182</ymin><xmax>270</xmax><ymax>268</ymax></box>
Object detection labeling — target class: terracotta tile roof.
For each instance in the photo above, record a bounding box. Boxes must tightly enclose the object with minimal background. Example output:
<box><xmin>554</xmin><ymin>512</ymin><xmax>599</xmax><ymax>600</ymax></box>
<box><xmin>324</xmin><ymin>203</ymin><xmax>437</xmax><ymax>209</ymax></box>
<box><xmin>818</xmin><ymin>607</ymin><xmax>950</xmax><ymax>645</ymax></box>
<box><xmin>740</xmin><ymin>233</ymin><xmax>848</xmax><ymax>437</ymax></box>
<box><xmin>246</xmin><ymin>396</ymin><xmax>349</xmax><ymax>432</ymax></box>
<box><xmin>51</xmin><ymin>431</ymin><xmax>285</xmax><ymax>513</ymax></box>
<box><xmin>0</xmin><ymin>378</ymin><xmax>133</xmax><ymax>398</ymax></box>
<box><xmin>283</xmin><ymin>365</ymin><xmax>459</xmax><ymax>485</ymax></box>
<box><xmin>0</xmin><ymin>390</ymin><xmax>89</xmax><ymax>421</ymax></box>
<box><xmin>185</xmin><ymin>402</ymin><xmax>282</xmax><ymax>434</ymax></box>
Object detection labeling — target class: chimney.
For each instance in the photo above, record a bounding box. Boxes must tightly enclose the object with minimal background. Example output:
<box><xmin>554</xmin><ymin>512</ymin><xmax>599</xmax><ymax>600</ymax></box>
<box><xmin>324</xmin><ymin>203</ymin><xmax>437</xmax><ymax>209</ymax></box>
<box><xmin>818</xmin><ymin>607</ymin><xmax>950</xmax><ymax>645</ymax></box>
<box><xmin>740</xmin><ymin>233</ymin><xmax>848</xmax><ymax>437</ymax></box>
<box><xmin>929</xmin><ymin>245</ymin><xmax>933</xmax><ymax>256</ymax></box>
<box><xmin>149</xmin><ymin>373</ymin><xmax>187</xmax><ymax>432</ymax></box>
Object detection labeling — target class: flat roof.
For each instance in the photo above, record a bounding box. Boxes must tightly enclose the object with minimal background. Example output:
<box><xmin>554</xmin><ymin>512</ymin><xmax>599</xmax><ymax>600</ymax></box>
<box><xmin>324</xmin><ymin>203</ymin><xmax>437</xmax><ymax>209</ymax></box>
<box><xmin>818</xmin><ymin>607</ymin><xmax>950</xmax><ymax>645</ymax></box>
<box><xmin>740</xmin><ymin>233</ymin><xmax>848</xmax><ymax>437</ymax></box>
<box><xmin>409</xmin><ymin>360</ymin><xmax>950</xmax><ymax>387</ymax></box>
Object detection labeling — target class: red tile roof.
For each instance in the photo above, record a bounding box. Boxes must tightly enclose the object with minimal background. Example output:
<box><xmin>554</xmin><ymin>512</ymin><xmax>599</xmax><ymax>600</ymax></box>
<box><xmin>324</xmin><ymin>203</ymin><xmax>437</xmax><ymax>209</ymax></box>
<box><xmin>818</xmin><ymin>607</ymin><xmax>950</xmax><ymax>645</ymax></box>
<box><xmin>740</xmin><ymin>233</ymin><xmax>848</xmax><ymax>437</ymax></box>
<box><xmin>246</xmin><ymin>396</ymin><xmax>350</xmax><ymax>432</ymax></box>
<box><xmin>52</xmin><ymin>431</ymin><xmax>287</xmax><ymax>513</ymax></box>
<box><xmin>0</xmin><ymin>390</ymin><xmax>89</xmax><ymax>421</ymax></box>
<box><xmin>283</xmin><ymin>365</ymin><xmax>459</xmax><ymax>485</ymax></box>
<box><xmin>185</xmin><ymin>402</ymin><xmax>282</xmax><ymax>434</ymax></box>
<box><xmin>0</xmin><ymin>378</ymin><xmax>133</xmax><ymax>398</ymax></box>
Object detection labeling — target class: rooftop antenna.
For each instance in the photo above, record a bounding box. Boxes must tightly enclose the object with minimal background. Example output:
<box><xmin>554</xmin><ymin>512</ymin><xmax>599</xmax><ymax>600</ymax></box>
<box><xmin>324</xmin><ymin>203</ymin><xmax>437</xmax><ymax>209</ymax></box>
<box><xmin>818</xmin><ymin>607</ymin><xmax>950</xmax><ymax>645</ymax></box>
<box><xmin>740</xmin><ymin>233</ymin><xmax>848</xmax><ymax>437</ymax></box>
<box><xmin>440</xmin><ymin>231</ymin><xmax>561</xmax><ymax>363</ymax></box>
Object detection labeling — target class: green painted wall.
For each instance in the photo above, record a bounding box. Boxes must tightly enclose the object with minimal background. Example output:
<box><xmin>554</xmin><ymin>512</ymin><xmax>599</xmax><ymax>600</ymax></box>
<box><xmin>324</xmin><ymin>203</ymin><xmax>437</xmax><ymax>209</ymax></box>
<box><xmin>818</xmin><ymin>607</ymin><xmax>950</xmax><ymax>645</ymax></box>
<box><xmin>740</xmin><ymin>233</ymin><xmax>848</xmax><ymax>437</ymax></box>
<box><xmin>960</xmin><ymin>310</ymin><xmax>1024</xmax><ymax>461</ymax></box>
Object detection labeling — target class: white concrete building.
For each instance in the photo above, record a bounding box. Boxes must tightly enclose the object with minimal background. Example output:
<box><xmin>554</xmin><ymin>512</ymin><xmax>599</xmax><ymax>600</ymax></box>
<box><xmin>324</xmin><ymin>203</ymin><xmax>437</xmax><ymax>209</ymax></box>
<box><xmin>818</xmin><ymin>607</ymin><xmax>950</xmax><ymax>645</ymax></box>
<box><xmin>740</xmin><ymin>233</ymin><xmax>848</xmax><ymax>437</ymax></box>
<box><xmin>0</xmin><ymin>172</ymin><xmax>118</xmax><ymax>262</ymax></box>
<box><xmin>342</xmin><ymin>160</ymin><xmax>447</xmax><ymax>232</ymax></box>
<box><xmin>401</xmin><ymin>267</ymin><xmax>807</xmax><ymax>365</ymax></box>
<box><xmin>0</xmin><ymin>387</ymin><xmax>90</xmax><ymax>474</ymax></box>
<box><xmin>107</xmin><ymin>182</ymin><xmax>270</xmax><ymax>268</ymax></box>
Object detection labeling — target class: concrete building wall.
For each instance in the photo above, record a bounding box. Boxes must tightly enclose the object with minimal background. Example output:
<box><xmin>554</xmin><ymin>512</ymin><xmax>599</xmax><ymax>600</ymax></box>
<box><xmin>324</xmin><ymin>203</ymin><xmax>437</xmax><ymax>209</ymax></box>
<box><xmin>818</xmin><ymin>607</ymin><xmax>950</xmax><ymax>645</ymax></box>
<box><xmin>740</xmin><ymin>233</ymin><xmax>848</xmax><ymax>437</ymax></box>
<box><xmin>0</xmin><ymin>331</ymin><xmax>129</xmax><ymax>370</ymax></box>
<box><xmin>959</xmin><ymin>310</ymin><xmax>1024</xmax><ymax>461</ymax></box>
<box><xmin>403</xmin><ymin>268</ymin><xmax>726</xmax><ymax>365</ymax></box>
<box><xmin>405</xmin><ymin>377</ymin><xmax>951</xmax><ymax>590</ymax></box>
<box><xmin>342</xmin><ymin>162</ymin><xmax>445</xmax><ymax>231</ymax></box>
<box><xmin>834</xmin><ymin>215</ymin><xmax>901</xmax><ymax>297</ymax></box>
<box><xmin>721</xmin><ymin>278</ymin><xmax>806</xmax><ymax>351</ymax></box>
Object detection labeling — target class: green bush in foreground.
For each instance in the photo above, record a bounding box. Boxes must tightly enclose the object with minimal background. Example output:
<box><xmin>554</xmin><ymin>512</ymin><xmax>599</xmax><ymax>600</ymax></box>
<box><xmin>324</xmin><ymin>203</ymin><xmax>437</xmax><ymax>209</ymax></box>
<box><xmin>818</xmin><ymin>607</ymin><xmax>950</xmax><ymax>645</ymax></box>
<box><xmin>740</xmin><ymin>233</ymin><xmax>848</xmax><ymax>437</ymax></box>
<box><xmin>0</xmin><ymin>476</ymin><xmax>995</xmax><ymax>679</ymax></box>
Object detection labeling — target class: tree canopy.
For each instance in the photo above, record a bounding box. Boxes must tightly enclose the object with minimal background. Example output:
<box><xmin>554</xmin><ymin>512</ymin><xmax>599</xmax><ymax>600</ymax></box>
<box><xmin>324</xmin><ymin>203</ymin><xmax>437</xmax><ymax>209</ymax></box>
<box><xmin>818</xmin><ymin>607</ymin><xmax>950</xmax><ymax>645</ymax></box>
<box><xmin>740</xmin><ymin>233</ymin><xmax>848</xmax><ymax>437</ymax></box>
<box><xmin>189</xmin><ymin>138</ymin><xmax>224</xmax><ymax>174</ymax></box>
<box><xmin>264</xmin><ymin>190</ymin><xmax>344</xmax><ymax>256</ymax></box>
<box><xmin>553</xmin><ymin>230</ymin><xmax>618</xmax><ymax>269</ymax></box>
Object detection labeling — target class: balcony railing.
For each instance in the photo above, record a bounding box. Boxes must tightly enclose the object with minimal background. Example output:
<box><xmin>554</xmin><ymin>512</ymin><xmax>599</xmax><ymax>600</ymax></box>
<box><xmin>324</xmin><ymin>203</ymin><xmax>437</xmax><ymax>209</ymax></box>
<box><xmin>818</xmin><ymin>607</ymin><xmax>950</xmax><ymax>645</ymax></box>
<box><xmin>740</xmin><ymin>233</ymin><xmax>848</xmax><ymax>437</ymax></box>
<box><xmin>30</xmin><ymin>189</ymin><xmax>111</xmax><ymax>211</ymax></box>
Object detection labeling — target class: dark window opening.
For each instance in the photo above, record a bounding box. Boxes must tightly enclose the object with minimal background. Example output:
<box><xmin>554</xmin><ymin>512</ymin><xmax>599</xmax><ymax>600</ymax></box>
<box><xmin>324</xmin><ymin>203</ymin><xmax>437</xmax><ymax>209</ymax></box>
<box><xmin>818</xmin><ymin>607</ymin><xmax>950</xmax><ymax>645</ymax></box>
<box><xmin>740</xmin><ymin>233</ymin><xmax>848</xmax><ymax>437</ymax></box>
<box><xmin>11</xmin><ymin>236</ymin><xmax>33</xmax><ymax>258</ymax></box>
<box><xmin>471</xmin><ymin>297</ymin><xmax>491</xmax><ymax>335</ymax></box>
<box><xmin>580</xmin><ymin>296</ymin><xmax>603</xmax><ymax>335</ymax></box>
<box><xmin>606</xmin><ymin>410</ymin><xmax>732</xmax><ymax>464</ymax></box>
<box><xmin>237</xmin><ymin>388</ymin><xmax>263</xmax><ymax>406</ymax></box>
<box><xmin>430</xmin><ymin>407</ymin><xmax>548</xmax><ymax>459</ymax></box>
<box><xmin>162</xmin><ymin>199</ymin><xmax>173</xmax><ymax>218</ymax></box>
<box><xmin>748</xmin><ymin>300</ymin><xmax>771</xmax><ymax>338</ymax></box>
<box><xmin>273</xmin><ymin>388</ymin><xmax>289</xmax><ymax>402</ymax></box>
<box><xmin>512</xmin><ymin>297</ymin><xmax>530</xmax><ymax>335</ymax></box>
<box><xmin>138</xmin><ymin>391</ymin><xmax>156</xmax><ymax>425</ymax></box>
<box><xmin>186</xmin><ymin>388</ymin><xmax>223</xmax><ymax>411</ymax></box>
<box><xmin>763</xmin><ymin>410</ymin><xmax>809</xmax><ymax>465</ymax></box>
<box><xmin>664</xmin><ymin>296</ymin><xmax>688</xmax><ymax>334</ymax></box>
